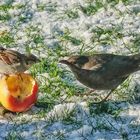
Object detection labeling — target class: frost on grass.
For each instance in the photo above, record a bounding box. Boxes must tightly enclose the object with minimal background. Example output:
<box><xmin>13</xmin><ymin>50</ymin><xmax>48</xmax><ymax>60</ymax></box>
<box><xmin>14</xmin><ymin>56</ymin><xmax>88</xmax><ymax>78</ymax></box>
<box><xmin>0</xmin><ymin>0</ymin><xmax>140</xmax><ymax>139</ymax></box>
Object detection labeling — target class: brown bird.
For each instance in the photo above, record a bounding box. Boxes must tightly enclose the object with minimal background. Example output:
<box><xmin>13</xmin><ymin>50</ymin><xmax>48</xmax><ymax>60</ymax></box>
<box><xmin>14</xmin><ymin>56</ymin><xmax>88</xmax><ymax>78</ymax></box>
<box><xmin>59</xmin><ymin>53</ymin><xmax>140</xmax><ymax>103</ymax></box>
<box><xmin>0</xmin><ymin>47</ymin><xmax>40</xmax><ymax>74</ymax></box>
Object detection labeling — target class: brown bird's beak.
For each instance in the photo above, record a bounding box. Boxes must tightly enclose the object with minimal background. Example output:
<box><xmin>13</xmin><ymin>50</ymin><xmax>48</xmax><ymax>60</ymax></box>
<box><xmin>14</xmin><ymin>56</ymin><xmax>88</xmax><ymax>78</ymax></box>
<box><xmin>36</xmin><ymin>58</ymin><xmax>41</xmax><ymax>63</ymax></box>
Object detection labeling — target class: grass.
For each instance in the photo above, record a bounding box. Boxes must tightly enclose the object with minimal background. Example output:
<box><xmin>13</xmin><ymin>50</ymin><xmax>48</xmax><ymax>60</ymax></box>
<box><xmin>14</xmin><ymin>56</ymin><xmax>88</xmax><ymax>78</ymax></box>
<box><xmin>37</xmin><ymin>2</ymin><xmax>57</xmax><ymax>12</ymax></box>
<box><xmin>64</xmin><ymin>9</ymin><xmax>79</xmax><ymax>19</ymax></box>
<box><xmin>0</xmin><ymin>0</ymin><xmax>140</xmax><ymax>139</ymax></box>
<box><xmin>90</xmin><ymin>25</ymin><xmax>124</xmax><ymax>46</ymax></box>
<box><xmin>0</xmin><ymin>4</ymin><xmax>13</xmax><ymax>11</ymax></box>
<box><xmin>55</xmin><ymin>28</ymin><xmax>83</xmax><ymax>46</ymax></box>
<box><xmin>0</xmin><ymin>31</ymin><xmax>15</xmax><ymax>45</ymax></box>
<box><xmin>0</xmin><ymin>13</ymin><xmax>11</xmax><ymax>21</ymax></box>
<box><xmin>35</xmin><ymin>59</ymin><xmax>79</xmax><ymax>105</ymax></box>
<box><xmin>79</xmin><ymin>1</ymin><xmax>104</xmax><ymax>16</ymax></box>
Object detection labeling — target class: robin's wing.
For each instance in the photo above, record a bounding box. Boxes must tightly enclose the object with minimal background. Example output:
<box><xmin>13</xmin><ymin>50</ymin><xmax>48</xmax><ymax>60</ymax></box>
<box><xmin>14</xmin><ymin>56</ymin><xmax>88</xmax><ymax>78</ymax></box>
<box><xmin>0</xmin><ymin>49</ymin><xmax>22</xmax><ymax>65</ymax></box>
<box><xmin>88</xmin><ymin>54</ymin><xmax>139</xmax><ymax>78</ymax></box>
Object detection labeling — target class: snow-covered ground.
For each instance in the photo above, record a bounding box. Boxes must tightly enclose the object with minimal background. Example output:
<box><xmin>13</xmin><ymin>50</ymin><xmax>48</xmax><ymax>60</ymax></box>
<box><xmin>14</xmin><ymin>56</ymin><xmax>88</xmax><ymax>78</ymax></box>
<box><xmin>0</xmin><ymin>0</ymin><xmax>140</xmax><ymax>139</ymax></box>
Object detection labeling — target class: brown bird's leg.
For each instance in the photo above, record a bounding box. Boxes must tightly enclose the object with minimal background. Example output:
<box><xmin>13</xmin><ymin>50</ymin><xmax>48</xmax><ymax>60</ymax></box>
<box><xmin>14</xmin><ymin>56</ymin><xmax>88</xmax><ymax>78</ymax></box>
<box><xmin>17</xmin><ymin>73</ymin><xmax>23</xmax><ymax>81</ymax></box>
<box><xmin>1</xmin><ymin>73</ymin><xmax>9</xmax><ymax>80</ymax></box>
<box><xmin>84</xmin><ymin>89</ymin><xmax>96</xmax><ymax>96</ymax></box>
<box><xmin>93</xmin><ymin>89</ymin><xmax>115</xmax><ymax>104</ymax></box>
<box><xmin>0</xmin><ymin>73</ymin><xmax>9</xmax><ymax>77</ymax></box>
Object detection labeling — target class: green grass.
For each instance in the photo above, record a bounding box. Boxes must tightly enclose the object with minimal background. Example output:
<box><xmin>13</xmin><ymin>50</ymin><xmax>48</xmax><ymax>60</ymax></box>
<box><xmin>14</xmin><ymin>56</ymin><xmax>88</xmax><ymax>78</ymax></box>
<box><xmin>0</xmin><ymin>0</ymin><xmax>138</xmax><ymax>109</ymax></box>
<box><xmin>0</xmin><ymin>5</ymin><xmax>13</xmax><ymax>11</ymax></box>
<box><xmin>64</xmin><ymin>9</ymin><xmax>79</xmax><ymax>19</ymax></box>
<box><xmin>35</xmin><ymin>59</ymin><xmax>79</xmax><ymax>104</ymax></box>
<box><xmin>55</xmin><ymin>28</ymin><xmax>83</xmax><ymax>46</ymax></box>
<box><xmin>1</xmin><ymin>0</ymin><xmax>140</xmax><ymax>139</ymax></box>
<box><xmin>37</xmin><ymin>2</ymin><xmax>57</xmax><ymax>12</ymax></box>
<box><xmin>0</xmin><ymin>3</ymin><xmax>26</xmax><ymax>11</ymax></box>
<box><xmin>0</xmin><ymin>31</ymin><xmax>14</xmax><ymax>45</ymax></box>
<box><xmin>0</xmin><ymin>13</ymin><xmax>11</xmax><ymax>21</ymax></box>
<box><xmin>79</xmin><ymin>1</ymin><xmax>104</xmax><ymax>16</ymax></box>
<box><xmin>6</xmin><ymin>132</ymin><xmax>23</xmax><ymax>140</ymax></box>
<box><xmin>91</xmin><ymin>25</ymin><xmax>124</xmax><ymax>46</ymax></box>
<box><xmin>106</xmin><ymin>0</ymin><xmax>133</xmax><ymax>6</ymax></box>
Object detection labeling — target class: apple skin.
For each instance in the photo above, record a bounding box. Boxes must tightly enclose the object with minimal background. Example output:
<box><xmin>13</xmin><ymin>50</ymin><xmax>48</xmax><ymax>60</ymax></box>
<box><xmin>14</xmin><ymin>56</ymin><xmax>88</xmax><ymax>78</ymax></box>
<box><xmin>0</xmin><ymin>73</ymin><xmax>38</xmax><ymax>112</ymax></box>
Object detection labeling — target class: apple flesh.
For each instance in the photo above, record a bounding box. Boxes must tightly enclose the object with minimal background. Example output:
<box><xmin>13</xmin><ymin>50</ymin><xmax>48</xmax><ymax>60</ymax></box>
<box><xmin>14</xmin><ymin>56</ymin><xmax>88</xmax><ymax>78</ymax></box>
<box><xmin>0</xmin><ymin>73</ymin><xmax>38</xmax><ymax>112</ymax></box>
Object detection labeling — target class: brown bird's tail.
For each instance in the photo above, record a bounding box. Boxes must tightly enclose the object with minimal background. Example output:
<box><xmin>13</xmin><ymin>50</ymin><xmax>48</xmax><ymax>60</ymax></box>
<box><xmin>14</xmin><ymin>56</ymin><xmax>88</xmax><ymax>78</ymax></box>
<box><xmin>131</xmin><ymin>54</ymin><xmax>140</xmax><ymax>70</ymax></box>
<box><xmin>132</xmin><ymin>53</ymin><xmax>140</xmax><ymax>61</ymax></box>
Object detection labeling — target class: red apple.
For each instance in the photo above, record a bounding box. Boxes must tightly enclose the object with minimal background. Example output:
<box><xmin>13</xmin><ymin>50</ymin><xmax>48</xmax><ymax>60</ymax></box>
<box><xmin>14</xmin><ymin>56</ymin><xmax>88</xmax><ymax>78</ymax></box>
<box><xmin>0</xmin><ymin>73</ymin><xmax>38</xmax><ymax>112</ymax></box>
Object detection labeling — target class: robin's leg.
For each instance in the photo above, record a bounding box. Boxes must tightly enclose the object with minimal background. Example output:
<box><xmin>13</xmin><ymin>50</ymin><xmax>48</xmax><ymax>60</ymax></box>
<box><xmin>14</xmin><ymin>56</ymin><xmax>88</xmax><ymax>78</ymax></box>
<box><xmin>92</xmin><ymin>89</ymin><xmax>115</xmax><ymax>104</ymax></box>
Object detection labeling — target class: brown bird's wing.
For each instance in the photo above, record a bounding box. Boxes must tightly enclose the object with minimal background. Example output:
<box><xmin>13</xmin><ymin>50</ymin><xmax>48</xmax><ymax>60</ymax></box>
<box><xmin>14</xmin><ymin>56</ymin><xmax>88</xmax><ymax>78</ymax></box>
<box><xmin>84</xmin><ymin>54</ymin><xmax>140</xmax><ymax>78</ymax></box>
<box><xmin>0</xmin><ymin>49</ymin><xmax>22</xmax><ymax>65</ymax></box>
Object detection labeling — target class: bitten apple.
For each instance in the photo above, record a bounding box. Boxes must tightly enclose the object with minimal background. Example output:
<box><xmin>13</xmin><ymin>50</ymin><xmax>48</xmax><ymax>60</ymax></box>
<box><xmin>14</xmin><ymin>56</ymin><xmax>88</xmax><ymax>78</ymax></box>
<box><xmin>0</xmin><ymin>73</ymin><xmax>38</xmax><ymax>112</ymax></box>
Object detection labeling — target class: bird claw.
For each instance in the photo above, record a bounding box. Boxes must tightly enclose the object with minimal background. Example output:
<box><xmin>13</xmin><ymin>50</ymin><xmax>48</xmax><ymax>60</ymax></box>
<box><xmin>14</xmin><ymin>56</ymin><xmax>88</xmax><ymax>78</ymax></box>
<box><xmin>15</xmin><ymin>73</ymin><xmax>23</xmax><ymax>81</ymax></box>
<box><xmin>91</xmin><ymin>89</ymin><xmax>115</xmax><ymax>104</ymax></box>
<box><xmin>76</xmin><ymin>89</ymin><xmax>96</xmax><ymax>96</ymax></box>
<box><xmin>0</xmin><ymin>73</ymin><xmax>10</xmax><ymax>80</ymax></box>
<box><xmin>91</xmin><ymin>98</ymin><xmax>107</xmax><ymax>104</ymax></box>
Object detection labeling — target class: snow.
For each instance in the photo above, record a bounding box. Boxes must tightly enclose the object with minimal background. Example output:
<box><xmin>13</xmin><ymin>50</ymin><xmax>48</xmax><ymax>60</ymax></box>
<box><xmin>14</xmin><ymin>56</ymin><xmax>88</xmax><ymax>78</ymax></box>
<box><xmin>1</xmin><ymin>0</ymin><xmax>140</xmax><ymax>139</ymax></box>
